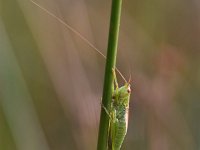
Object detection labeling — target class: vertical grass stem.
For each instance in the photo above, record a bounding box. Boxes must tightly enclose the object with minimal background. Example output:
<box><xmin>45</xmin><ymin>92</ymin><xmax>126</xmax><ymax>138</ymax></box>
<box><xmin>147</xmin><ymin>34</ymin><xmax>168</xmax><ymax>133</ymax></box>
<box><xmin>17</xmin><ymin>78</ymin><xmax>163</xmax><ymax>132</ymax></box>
<box><xmin>97</xmin><ymin>0</ymin><xmax>123</xmax><ymax>150</ymax></box>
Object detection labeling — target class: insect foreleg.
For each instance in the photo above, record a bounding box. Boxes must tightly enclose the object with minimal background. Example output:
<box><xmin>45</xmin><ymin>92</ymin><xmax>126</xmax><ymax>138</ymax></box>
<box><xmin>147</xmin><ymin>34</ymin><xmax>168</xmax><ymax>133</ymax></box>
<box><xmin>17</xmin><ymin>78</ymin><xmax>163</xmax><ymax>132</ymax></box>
<box><xmin>112</xmin><ymin>68</ymin><xmax>119</xmax><ymax>89</ymax></box>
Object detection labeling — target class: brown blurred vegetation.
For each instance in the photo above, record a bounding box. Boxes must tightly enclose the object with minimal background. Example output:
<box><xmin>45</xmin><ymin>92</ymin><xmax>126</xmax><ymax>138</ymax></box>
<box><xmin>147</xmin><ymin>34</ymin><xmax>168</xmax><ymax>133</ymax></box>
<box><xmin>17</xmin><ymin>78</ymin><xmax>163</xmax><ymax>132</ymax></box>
<box><xmin>0</xmin><ymin>0</ymin><xmax>200</xmax><ymax>150</ymax></box>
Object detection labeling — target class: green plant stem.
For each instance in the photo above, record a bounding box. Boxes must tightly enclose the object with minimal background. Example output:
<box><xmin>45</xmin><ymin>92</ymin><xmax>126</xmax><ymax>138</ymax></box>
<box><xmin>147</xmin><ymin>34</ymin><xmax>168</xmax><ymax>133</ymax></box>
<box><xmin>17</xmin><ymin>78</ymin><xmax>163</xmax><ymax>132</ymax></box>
<box><xmin>97</xmin><ymin>0</ymin><xmax>123</xmax><ymax>150</ymax></box>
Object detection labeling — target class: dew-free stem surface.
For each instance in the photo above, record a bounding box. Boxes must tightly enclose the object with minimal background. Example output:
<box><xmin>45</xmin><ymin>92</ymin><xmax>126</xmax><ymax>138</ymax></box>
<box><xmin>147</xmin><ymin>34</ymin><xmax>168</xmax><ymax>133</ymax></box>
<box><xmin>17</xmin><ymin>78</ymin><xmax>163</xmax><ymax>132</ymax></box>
<box><xmin>97</xmin><ymin>0</ymin><xmax>123</xmax><ymax>150</ymax></box>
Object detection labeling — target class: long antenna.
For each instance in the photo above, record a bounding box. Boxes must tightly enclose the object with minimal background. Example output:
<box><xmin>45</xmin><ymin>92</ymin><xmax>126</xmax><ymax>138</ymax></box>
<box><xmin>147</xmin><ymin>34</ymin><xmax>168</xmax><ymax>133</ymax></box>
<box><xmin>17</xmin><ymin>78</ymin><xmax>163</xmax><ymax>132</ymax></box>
<box><xmin>30</xmin><ymin>0</ymin><xmax>127</xmax><ymax>83</ymax></box>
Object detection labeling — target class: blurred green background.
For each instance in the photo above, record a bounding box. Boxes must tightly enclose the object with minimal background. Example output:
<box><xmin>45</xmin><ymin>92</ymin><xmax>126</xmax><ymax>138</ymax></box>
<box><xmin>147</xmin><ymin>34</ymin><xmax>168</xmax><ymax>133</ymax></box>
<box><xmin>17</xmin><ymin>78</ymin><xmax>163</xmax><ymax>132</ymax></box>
<box><xmin>0</xmin><ymin>0</ymin><xmax>200</xmax><ymax>150</ymax></box>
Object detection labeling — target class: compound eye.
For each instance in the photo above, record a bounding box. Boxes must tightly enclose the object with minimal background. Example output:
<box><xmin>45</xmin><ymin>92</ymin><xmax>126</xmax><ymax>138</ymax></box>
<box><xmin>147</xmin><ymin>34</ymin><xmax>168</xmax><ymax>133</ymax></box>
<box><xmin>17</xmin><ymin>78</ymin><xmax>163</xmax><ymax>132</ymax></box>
<box><xmin>127</xmin><ymin>86</ymin><xmax>131</xmax><ymax>93</ymax></box>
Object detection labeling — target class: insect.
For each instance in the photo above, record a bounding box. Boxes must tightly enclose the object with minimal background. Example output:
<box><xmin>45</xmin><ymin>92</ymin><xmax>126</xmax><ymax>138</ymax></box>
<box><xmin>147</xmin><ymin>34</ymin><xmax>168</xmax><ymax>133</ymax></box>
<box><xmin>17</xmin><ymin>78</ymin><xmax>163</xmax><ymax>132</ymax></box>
<box><xmin>102</xmin><ymin>69</ymin><xmax>131</xmax><ymax>150</ymax></box>
<box><xmin>30</xmin><ymin>1</ymin><xmax>132</xmax><ymax>149</ymax></box>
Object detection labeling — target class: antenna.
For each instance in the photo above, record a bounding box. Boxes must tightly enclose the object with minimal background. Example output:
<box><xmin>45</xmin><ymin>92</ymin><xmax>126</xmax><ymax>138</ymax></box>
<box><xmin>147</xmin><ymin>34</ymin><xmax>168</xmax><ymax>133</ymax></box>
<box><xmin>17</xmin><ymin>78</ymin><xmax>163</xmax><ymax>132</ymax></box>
<box><xmin>30</xmin><ymin>0</ymin><xmax>127</xmax><ymax>83</ymax></box>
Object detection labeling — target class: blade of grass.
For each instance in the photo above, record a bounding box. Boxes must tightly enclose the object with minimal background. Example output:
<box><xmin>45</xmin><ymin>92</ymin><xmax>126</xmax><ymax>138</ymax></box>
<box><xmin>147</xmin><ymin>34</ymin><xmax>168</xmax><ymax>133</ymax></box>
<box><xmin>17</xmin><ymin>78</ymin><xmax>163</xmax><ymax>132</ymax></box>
<box><xmin>97</xmin><ymin>0</ymin><xmax>123</xmax><ymax>150</ymax></box>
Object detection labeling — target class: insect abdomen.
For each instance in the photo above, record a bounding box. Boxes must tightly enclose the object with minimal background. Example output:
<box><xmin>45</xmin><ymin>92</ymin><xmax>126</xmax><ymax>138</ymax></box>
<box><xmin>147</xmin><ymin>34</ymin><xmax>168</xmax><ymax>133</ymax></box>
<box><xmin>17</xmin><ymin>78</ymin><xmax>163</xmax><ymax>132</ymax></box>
<box><xmin>112</xmin><ymin>105</ymin><xmax>128</xmax><ymax>150</ymax></box>
<box><xmin>114</xmin><ymin>120</ymin><xmax>127</xmax><ymax>150</ymax></box>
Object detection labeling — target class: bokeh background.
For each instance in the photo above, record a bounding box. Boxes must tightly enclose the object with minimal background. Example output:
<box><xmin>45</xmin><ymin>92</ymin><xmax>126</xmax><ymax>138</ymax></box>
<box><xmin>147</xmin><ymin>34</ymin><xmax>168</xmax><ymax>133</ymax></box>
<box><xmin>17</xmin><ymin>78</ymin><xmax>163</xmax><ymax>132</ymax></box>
<box><xmin>0</xmin><ymin>0</ymin><xmax>200</xmax><ymax>150</ymax></box>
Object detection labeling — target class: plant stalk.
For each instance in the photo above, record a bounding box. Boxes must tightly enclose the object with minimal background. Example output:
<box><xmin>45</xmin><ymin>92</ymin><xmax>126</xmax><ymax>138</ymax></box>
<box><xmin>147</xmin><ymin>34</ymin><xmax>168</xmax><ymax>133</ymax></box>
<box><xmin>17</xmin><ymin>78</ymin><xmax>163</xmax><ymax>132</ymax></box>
<box><xmin>97</xmin><ymin>0</ymin><xmax>123</xmax><ymax>150</ymax></box>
